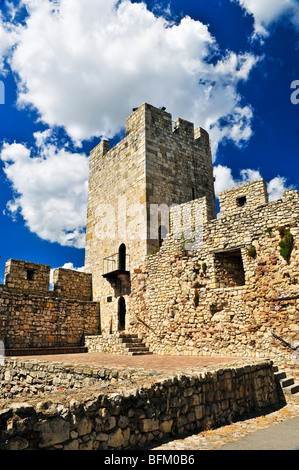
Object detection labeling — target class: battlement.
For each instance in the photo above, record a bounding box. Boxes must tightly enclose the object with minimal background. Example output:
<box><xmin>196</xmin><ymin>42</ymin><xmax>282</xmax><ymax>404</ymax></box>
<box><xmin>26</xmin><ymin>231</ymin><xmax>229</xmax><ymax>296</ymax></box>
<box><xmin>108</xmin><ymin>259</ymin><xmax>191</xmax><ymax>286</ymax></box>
<box><xmin>52</xmin><ymin>267</ymin><xmax>92</xmax><ymax>301</ymax></box>
<box><xmin>219</xmin><ymin>179</ymin><xmax>269</xmax><ymax>218</ymax></box>
<box><xmin>125</xmin><ymin>103</ymin><xmax>210</xmax><ymax>148</ymax></box>
<box><xmin>4</xmin><ymin>260</ymin><xmax>51</xmax><ymax>293</ymax></box>
<box><xmin>3</xmin><ymin>259</ymin><xmax>92</xmax><ymax>301</ymax></box>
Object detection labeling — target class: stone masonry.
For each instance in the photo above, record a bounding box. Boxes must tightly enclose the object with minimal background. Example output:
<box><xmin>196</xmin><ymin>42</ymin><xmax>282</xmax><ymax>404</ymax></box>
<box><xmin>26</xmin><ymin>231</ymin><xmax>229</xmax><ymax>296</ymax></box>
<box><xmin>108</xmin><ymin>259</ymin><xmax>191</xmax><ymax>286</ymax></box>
<box><xmin>0</xmin><ymin>260</ymin><xmax>99</xmax><ymax>351</ymax></box>
<box><xmin>0</xmin><ymin>357</ymin><xmax>280</xmax><ymax>450</ymax></box>
<box><xmin>126</xmin><ymin>182</ymin><xmax>299</xmax><ymax>376</ymax></box>
<box><xmin>84</xmin><ymin>103</ymin><xmax>216</xmax><ymax>333</ymax></box>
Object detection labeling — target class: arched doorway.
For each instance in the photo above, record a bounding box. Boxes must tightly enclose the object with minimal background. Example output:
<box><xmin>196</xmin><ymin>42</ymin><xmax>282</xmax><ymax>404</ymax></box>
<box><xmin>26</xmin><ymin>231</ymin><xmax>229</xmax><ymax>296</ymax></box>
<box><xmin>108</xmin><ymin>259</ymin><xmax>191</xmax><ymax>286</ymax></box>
<box><xmin>118</xmin><ymin>244</ymin><xmax>126</xmax><ymax>271</ymax></box>
<box><xmin>118</xmin><ymin>296</ymin><xmax>126</xmax><ymax>331</ymax></box>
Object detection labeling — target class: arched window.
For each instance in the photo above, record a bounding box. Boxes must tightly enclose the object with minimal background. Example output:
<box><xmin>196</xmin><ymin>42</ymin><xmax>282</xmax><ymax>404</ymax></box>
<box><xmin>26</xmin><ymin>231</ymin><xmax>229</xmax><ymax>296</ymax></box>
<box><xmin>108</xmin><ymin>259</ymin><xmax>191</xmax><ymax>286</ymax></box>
<box><xmin>118</xmin><ymin>244</ymin><xmax>126</xmax><ymax>271</ymax></box>
<box><xmin>118</xmin><ymin>297</ymin><xmax>126</xmax><ymax>331</ymax></box>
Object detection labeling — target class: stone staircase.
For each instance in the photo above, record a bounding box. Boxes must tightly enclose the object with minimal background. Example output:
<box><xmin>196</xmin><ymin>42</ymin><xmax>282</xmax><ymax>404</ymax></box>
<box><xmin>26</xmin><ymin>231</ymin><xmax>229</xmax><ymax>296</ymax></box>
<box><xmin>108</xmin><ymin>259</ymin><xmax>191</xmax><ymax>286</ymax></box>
<box><xmin>118</xmin><ymin>333</ymin><xmax>153</xmax><ymax>356</ymax></box>
<box><xmin>273</xmin><ymin>365</ymin><xmax>299</xmax><ymax>402</ymax></box>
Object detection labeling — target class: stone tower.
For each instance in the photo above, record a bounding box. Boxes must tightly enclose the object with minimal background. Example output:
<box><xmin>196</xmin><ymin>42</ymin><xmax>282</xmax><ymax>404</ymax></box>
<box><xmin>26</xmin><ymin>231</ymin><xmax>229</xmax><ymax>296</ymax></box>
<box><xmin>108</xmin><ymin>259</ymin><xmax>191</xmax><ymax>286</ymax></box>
<box><xmin>84</xmin><ymin>103</ymin><xmax>216</xmax><ymax>333</ymax></box>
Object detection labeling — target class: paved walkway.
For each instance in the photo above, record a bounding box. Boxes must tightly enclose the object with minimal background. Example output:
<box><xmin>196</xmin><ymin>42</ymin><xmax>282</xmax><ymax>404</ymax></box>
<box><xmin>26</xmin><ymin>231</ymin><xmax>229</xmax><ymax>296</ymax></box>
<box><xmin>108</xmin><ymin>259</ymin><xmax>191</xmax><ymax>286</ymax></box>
<box><xmin>150</xmin><ymin>402</ymin><xmax>299</xmax><ymax>450</ymax></box>
<box><xmin>12</xmin><ymin>352</ymin><xmax>245</xmax><ymax>371</ymax></box>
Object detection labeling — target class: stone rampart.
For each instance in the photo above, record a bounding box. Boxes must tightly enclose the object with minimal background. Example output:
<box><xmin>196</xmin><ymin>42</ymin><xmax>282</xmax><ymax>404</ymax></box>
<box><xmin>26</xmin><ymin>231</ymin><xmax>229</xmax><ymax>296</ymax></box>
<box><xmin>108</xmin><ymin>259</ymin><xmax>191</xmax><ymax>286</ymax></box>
<box><xmin>0</xmin><ymin>260</ymin><xmax>100</xmax><ymax>351</ymax></box>
<box><xmin>0</xmin><ymin>285</ymin><xmax>100</xmax><ymax>350</ymax></box>
<box><xmin>0</xmin><ymin>358</ymin><xmax>280</xmax><ymax>450</ymax></box>
<box><xmin>128</xmin><ymin>186</ymin><xmax>299</xmax><ymax>377</ymax></box>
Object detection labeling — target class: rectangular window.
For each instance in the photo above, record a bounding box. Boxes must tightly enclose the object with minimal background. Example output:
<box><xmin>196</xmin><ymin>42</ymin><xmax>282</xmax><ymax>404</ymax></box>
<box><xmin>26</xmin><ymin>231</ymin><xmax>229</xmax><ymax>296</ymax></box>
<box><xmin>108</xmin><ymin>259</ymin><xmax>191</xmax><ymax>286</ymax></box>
<box><xmin>236</xmin><ymin>196</ymin><xmax>246</xmax><ymax>207</ymax></box>
<box><xmin>214</xmin><ymin>249</ymin><xmax>245</xmax><ymax>288</ymax></box>
<box><xmin>26</xmin><ymin>269</ymin><xmax>34</xmax><ymax>281</ymax></box>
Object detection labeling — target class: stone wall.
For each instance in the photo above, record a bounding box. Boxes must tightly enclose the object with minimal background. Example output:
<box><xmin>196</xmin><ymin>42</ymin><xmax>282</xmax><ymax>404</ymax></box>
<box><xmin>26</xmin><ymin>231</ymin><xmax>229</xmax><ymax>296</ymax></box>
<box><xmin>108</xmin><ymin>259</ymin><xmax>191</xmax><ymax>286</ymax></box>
<box><xmin>0</xmin><ymin>261</ymin><xmax>100</xmax><ymax>351</ymax></box>
<box><xmin>52</xmin><ymin>268</ymin><xmax>92</xmax><ymax>301</ymax></box>
<box><xmin>4</xmin><ymin>260</ymin><xmax>51</xmax><ymax>294</ymax></box>
<box><xmin>218</xmin><ymin>179</ymin><xmax>269</xmax><ymax>217</ymax></box>
<box><xmin>0</xmin><ymin>285</ymin><xmax>100</xmax><ymax>349</ymax></box>
<box><xmin>84</xmin><ymin>103</ymin><xmax>216</xmax><ymax>334</ymax></box>
<box><xmin>0</xmin><ymin>358</ymin><xmax>280</xmax><ymax>450</ymax></box>
<box><xmin>127</xmin><ymin>185</ymin><xmax>299</xmax><ymax>377</ymax></box>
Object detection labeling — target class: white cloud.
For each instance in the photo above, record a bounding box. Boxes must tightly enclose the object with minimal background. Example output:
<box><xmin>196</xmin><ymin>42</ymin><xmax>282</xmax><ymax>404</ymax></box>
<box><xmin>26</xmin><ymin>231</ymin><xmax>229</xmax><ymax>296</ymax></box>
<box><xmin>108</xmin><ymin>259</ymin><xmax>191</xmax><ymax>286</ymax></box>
<box><xmin>267</xmin><ymin>175</ymin><xmax>293</xmax><ymax>201</ymax></box>
<box><xmin>0</xmin><ymin>137</ymin><xmax>89</xmax><ymax>248</ymax></box>
<box><xmin>5</xmin><ymin>0</ymin><xmax>258</xmax><ymax>154</ymax></box>
<box><xmin>214</xmin><ymin>164</ymin><xmax>292</xmax><ymax>200</ymax></box>
<box><xmin>50</xmin><ymin>262</ymin><xmax>85</xmax><ymax>287</ymax></box>
<box><xmin>233</xmin><ymin>0</ymin><xmax>299</xmax><ymax>38</ymax></box>
<box><xmin>0</xmin><ymin>10</ymin><xmax>17</xmax><ymax>73</ymax></box>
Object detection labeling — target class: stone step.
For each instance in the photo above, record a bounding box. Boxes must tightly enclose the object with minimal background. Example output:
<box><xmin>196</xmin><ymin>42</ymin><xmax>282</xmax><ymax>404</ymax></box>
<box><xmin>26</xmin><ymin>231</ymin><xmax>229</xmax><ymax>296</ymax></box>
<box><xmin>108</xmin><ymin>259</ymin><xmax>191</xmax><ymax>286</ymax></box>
<box><xmin>281</xmin><ymin>377</ymin><xmax>295</xmax><ymax>388</ymax></box>
<box><xmin>118</xmin><ymin>334</ymin><xmax>139</xmax><ymax>339</ymax></box>
<box><xmin>128</xmin><ymin>351</ymin><xmax>153</xmax><ymax>356</ymax></box>
<box><xmin>118</xmin><ymin>333</ymin><xmax>152</xmax><ymax>355</ymax></box>
<box><xmin>127</xmin><ymin>348</ymin><xmax>151</xmax><ymax>353</ymax></box>
<box><xmin>121</xmin><ymin>338</ymin><xmax>143</xmax><ymax>344</ymax></box>
<box><xmin>283</xmin><ymin>383</ymin><xmax>299</xmax><ymax>395</ymax></box>
<box><xmin>274</xmin><ymin>371</ymin><xmax>287</xmax><ymax>381</ymax></box>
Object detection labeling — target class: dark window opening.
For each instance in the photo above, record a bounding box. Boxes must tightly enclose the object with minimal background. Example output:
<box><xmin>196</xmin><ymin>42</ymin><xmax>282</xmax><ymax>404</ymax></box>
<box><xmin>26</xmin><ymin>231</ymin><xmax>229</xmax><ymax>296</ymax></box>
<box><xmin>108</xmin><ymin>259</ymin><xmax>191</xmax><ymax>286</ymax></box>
<box><xmin>192</xmin><ymin>188</ymin><xmax>196</xmax><ymax>200</ymax></box>
<box><xmin>118</xmin><ymin>244</ymin><xmax>126</xmax><ymax>271</ymax></box>
<box><xmin>118</xmin><ymin>297</ymin><xmax>126</xmax><ymax>332</ymax></box>
<box><xmin>26</xmin><ymin>269</ymin><xmax>34</xmax><ymax>281</ymax></box>
<box><xmin>158</xmin><ymin>225</ymin><xmax>168</xmax><ymax>247</ymax></box>
<box><xmin>107</xmin><ymin>296</ymin><xmax>112</xmax><ymax>303</ymax></box>
<box><xmin>237</xmin><ymin>196</ymin><xmax>246</xmax><ymax>207</ymax></box>
<box><xmin>214</xmin><ymin>249</ymin><xmax>245</xmax><ymax>288</ymax></box>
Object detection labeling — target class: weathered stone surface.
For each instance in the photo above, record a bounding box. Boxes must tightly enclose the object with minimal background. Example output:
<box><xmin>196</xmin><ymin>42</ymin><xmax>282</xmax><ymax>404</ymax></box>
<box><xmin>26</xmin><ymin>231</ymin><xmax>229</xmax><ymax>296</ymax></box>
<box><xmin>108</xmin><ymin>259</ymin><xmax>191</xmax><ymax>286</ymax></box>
<box><xmin>0</xmin><ymin>359</ymin><xmax>280</xmax><ymax>450</ymax></box>
<box><xmin>35</xmin><ymin>417</ymin><xmax>70</xmax><ymax>448</ymax></box>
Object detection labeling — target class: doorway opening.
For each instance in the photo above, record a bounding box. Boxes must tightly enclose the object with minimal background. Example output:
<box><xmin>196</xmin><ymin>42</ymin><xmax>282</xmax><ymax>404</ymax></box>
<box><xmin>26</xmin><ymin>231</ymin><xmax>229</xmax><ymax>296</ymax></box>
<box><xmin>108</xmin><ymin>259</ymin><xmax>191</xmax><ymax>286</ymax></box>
<box><xmin>118</xmin><ymin>244</ymin><xmax>126</xmax><ymax>271</ymax></box>
<box><xmin>118</xmin><ymin>296</ymin><xmax>126</xmax><ymax>331</ymax></box>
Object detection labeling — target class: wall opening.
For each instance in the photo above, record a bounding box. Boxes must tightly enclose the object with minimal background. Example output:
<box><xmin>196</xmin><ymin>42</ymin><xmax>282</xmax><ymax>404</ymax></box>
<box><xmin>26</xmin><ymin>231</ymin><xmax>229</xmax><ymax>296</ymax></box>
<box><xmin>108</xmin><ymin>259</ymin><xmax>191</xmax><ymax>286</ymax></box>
<box><xmin>214</xmin><ymin>249</ymin><xmax>245</xmax><ymax>288</ymax></box>
<box><xmin>158</xmin><ymin>225</ymin><xmax>168</xmax><ymax>247</ymax></box>
<box><xmin>26</xmin><ymin>269</ymin><xmax>34</xmax><ymax>281</ymax></box>
<box><xmin>236</xmin><ymin>196</ymin><xmax>246</xmax><ymax>207</ymax></box>
<box><xmin>118</xmin><ymin>244</ymin><xmax>126</xmax><ymax>271</ymax></box>
<box><xmin>118</xmin><ymin>296</ymin><xmax>126</xmax><ymax>332</ymax></box>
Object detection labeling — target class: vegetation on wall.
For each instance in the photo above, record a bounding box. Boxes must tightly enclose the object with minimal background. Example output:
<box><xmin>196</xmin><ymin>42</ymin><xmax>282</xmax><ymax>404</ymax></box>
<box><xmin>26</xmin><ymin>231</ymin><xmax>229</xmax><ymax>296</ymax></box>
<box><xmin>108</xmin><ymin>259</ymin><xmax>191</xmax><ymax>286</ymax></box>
<box><xmin>246</xmin><ymin>245</ymin><xmax>257</xmax><ymax>259</ymax></box>
<box><xmin>277</xmin><ymin>227</ymin><xmax>294</xmax><ymax>264</ymax></box>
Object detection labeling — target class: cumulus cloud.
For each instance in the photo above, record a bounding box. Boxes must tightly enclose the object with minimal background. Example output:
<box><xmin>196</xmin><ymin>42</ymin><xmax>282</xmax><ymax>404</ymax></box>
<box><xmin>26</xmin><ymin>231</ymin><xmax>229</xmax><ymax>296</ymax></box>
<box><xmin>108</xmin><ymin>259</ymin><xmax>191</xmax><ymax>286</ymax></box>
<box><xmin>50</xmin><ymin>262</ymin><xmax>85</xmax><ymax>287</ymax></box>
<box><xmin>0</xmin><ymin>136</ymin><xmax>89</xmax><ymax>248</ymax></box>
<box><xmin>232</xmin><ymin>0</ymin><xmax>299</xmax><ymax>39</ymax></box>
<box><xmin>214</xmin><ymin>164</ymin><xmax>293</xmax><ymax>200</ymax></box>
<box><xmin>0</xmin><ymin>10</ymin><xmax>17</xmax><ymax>73</ymax></box>
<box><xmin>4</xmin><ymin>0</ymin><xmax>258</xmax><ymax>154</ymax></box>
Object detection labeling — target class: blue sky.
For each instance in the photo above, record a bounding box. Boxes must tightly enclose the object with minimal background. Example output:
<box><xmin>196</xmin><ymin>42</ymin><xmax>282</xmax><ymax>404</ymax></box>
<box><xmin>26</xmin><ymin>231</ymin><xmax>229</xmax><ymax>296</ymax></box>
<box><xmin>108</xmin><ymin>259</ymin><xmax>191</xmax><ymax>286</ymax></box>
<box><xmin>0</xmin><ymin>0</ymin><xmax>298</xmax><ymax>282</ymax></box>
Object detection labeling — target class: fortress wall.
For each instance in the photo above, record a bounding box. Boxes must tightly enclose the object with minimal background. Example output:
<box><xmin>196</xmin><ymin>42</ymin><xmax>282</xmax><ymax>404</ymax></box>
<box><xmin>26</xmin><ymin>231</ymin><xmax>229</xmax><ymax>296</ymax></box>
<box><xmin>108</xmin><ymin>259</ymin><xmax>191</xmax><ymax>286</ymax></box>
<box><xmin>128</xmin><ymin>187</ymin><xmax>299</xmax><ymax>374</ymax></box>
<box><xmin>0</xmin><ymin>261</ymin><xmax>100</xmax><ymax>351</ymax></box>
<box><xmin>84</xmin><ymin>104</ymin><xmax>217</xmax><ymax>333</ymax></box>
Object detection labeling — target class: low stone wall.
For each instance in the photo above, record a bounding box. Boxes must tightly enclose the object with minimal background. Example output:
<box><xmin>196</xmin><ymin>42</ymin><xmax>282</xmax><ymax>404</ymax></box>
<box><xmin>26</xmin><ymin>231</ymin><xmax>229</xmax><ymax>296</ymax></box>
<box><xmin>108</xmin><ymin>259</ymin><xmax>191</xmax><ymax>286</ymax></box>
<box><xmin>85</xmin><ymin>334</ymin><xmax>133</xmax><ymax>354</ymax></box>
<box><xmin>0</xmin><ymin>358</ymin><xmax>281</xmax><ymax>450</ymax></box>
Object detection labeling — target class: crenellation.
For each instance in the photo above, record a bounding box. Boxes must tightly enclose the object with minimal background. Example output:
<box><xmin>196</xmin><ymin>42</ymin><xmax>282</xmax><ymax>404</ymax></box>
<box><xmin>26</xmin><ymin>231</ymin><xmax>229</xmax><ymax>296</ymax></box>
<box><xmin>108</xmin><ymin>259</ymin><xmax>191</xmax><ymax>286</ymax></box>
<box><xmin>52</xmin><ymin>268</ymin><xmax>92</xmax><ymax>301</ymax></box>
<box><xmin>218</xmin><ymin>179</ymin><xmax>269</xmax><ymax>218</ymax></box>
<box><xmin>4</xmin><ymin>260</ymin><xmax>50</xmax><ymax>293</ymax></box>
